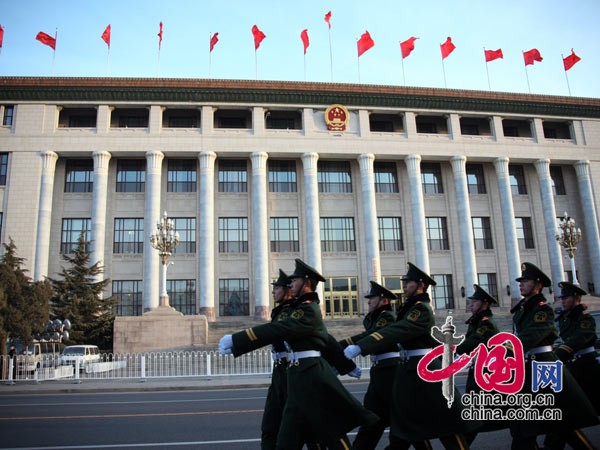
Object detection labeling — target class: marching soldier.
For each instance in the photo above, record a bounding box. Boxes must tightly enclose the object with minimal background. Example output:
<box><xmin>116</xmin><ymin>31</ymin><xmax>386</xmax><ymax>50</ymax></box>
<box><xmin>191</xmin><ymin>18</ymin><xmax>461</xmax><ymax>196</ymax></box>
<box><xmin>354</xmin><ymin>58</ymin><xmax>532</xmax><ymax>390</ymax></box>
<box><xmin>544</xmin><ymin>281</ymin><xmax>600</xmax><ymax>449</ymax></box>
<box><xmin>219</xmin><ymin>258</ymin><xmax>378</xmax><ymax>450</ymax></box>
<box><xmin>343</xmin><ymin>262</ymin><xmax>475</xmax><ymax>449</ymax></box>
<box><xmin>339</xmin><ymin>281</ymin><xmax>411</xmax><ymax>450</ymax></box>
<box><xmin>510</xmin><ymin>262</ymin><xmax>598</xmax><ymax>449</ymax></box>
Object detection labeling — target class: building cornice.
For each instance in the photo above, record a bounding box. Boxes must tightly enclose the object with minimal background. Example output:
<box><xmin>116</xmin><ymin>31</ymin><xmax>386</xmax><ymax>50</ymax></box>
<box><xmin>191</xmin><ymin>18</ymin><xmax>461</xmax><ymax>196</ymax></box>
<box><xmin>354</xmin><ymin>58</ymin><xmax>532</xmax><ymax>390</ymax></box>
<box><xmin>0</xmin><ymin>77</ymin><xmax>599</xmax><ymax>119</ymax></box>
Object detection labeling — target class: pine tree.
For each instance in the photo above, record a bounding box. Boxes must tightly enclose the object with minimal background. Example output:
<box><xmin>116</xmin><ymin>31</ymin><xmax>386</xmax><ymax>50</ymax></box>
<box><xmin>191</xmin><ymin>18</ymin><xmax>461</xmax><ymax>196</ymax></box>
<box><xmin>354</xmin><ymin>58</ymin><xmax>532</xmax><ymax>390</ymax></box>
<box><xmin>0</xmin><ymin>238</ymin><xmax>51</xmax><ymax>351</ymax></box>
<box><xmin>48</xmin><ymin>234</ymin><xmax>116</xmax><ymax>350</ymax></box>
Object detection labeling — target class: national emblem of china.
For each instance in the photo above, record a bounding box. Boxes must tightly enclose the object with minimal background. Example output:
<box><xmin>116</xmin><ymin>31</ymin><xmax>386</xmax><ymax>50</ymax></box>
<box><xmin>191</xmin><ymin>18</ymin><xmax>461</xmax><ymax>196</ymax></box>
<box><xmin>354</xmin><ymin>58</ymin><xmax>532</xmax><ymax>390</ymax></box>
<box><xmin>324</xmin><ymin>104</ymin><xmax>349</xmax><ymax>131</ymax></box>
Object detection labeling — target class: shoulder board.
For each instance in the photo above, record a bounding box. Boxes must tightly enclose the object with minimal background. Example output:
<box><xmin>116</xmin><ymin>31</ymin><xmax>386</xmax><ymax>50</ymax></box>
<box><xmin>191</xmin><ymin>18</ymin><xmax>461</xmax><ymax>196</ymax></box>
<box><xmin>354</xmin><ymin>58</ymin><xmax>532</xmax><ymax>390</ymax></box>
<box><xmin>482</xmin><ymin>316</ymin><xmax>489</xmax><ymax>321</ymax></box>
<box><xmin>302</xmin><ymin>300</ymin><xmax>312</xmax><ymax>304</ymax></box>
<box><xmin>416</xmin><ymin>301</ymin><xmax>422</xmax><ymax>305</ymax></box>
<box><xmin>538</xmin><ymin>301</ymin><xmax>545</xmax><ymax>306</ymax></box>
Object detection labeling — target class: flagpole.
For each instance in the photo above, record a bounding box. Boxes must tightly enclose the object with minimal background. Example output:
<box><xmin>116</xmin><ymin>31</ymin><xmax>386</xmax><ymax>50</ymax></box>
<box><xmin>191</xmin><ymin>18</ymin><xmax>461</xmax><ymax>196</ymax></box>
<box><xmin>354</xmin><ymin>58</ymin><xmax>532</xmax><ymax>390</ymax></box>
<box><xmin>303</xmin><ymin>53</ymin><xmax>306</xmax><ymax>82</ymax></box>
<box><xmin>209</xmin><ymin>33</ymin><xmax>212</xmax><ymax>79</ymax></box>
<box><xmin>401</xmin><ymin>57</ymin><xmax>406</xmax><ymax>85</ymax></box>
<box><xmin>106</xmin><ymin>47</ymin><xmax>110</xmax><ymax>77</ymax></box>
<box><xmin>441</xmin><ymin>59</ymin><xmax>447</xmax><ymax>89</ymax></box>
<box><xmin>484</xmin><ymin>48</ymin><xmax>491</xmax><ymax>91</ymax></box>
<box><xmin>328</xmin><ymin>27</ymin><xmax>333</xmax><ymax>82</ymax></box>
<box><xmin>562</xmin><ymin>54</ymin><xmax>572</xmax><ymax>96</ymax></box>
<box><xmin>255</xmin><ymin>50</ymin><xmax>258</xmax><ymax>80</ymax></box>
<box><xmin>523</xmin><ymin>51</ymin><xmax>531</xmax><ymax>94</ymax></box>
<box><xmin>51</xmin><ymin>29</ymin><xmax>57</xmax><ymax>76</ymax></box>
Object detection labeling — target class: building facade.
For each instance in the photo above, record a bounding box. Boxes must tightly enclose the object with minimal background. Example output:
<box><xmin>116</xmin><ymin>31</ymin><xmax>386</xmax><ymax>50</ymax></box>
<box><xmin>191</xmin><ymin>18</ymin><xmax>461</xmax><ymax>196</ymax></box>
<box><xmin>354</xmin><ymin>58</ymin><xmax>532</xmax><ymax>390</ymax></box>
<box><xmin>0</xmin><ymin>77</ymin><xmax>599</xmax><ymax>322</ymax></box>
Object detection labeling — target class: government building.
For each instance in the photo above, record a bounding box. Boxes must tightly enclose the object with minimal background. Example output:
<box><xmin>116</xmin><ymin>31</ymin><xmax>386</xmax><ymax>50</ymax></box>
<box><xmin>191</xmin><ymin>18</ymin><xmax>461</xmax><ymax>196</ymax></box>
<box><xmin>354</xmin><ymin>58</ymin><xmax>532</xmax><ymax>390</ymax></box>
<box><xmin>0</xmin><ymin>77</ymin><xmax>599</xmax><ymax>322</ymax></box>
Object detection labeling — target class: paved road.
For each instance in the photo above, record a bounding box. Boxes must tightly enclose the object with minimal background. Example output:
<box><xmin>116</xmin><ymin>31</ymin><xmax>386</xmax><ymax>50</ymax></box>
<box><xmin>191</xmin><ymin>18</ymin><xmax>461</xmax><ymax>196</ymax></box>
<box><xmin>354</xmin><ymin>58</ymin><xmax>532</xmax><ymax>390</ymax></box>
<box><xmin>0</xmin><ymin>375</ymin><xmax>598</xmax><ymax>449</ymax></box>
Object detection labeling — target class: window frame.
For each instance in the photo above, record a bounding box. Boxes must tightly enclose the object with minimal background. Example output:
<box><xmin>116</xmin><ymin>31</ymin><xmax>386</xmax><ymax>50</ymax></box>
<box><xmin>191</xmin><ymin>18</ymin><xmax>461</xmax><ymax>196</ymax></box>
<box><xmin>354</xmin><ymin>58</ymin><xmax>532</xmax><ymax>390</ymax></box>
<box><xmin>112</xmin><ymin>280</ymin><xmax>143</xmax><ymax>316</ymax></box>
<box><xmin>219</xmin><ymin>278</ymin><xmax>250</xmax><ymax>316</ymax></box>
<box><xmin>218</xmin><ymin>217</ymin><xmax>249</xmax><ymax>253</ymax></box>
<box><xmin>431</xmin><ymin>274</ymin><xmax>455</xmax><ymax>309</ymax></box>
<box><xmin>64</xmin><ymin>159</ymin><xmax>94</xmax><ymax>193</ymax></box>
<box><xmin>218</xmin><ymin>160</ymin><xmax>248</xmax><ymax>193</ymax></box>
<box><xmin>426</xmin><ymin>216</ymin><xmax>450</xmax><ymax>251</ymax></box>
<box><xmin>421</xmin><ymin>162</ymin><xmax>444</xmax><ymax>194</ymax></box>
<box><xmin>167</xmin><ymin>159</ymin><xmax>197</xmax><ymax>193</ymax></box>
<box><xmin>60</xmin><ymin>218</ymin><xmax>91</xmax><ymax>254</ymax></box>
<box><xmin>472</xmin><ymin>216</ymin><xmax>494</xmax><ymax>250</ymax></box>
<box><xmin>172</xmin><ymin>217</ymin><xmax>196</xmax><ymax>254</ymax></box>
<box><xmin>516</xmin><ymin>217</ymin><xmax>535</xmax><ymax>250</ymax></box>
<box><xmin>167</xmin><ymin>279</ymin><xmax>196</xmax><ymax>315</ymax></box>
<box><xmin>269</xmin><ymin>217</ymin><xmax>300</xmax><ymax>252</ymax></box>
<box><xmin>374</xmin><ymin>161</ymin><xmax>399</xmax><ymax>193</ymax></box>
<box><xmin>318</xmin><ymin>161</ymin><xmax>352</xmax><ymax>193</ymax></box>
<box><xmin>268</xmin><ymin>160</ymin><xmax>297</xmax><ymax>193</ymax></box>
<box><xmin>509</xmin><ymin>165</ymin><xmax>527</xmax><ymax>195</ymax></box>
<box><xmin>116</xmin><ymin>160</ymin><xmax>146</xmax><ymax>193</ymax></box>
<box><xmin>113</xmin><ymin>218</ymin><xmax>144</xmax><ymax>254</ymax></box>
<box><xmin>466</xmin><ymin>163</ymin><xmax>486</xmax><ymax>194</ymax></box>
<box><xmin>378</xmin><ymin>217</ymin><xmax>404</xmax><ymax>252</ymax></box>
<box><xmin>320</xmin><ymin>217</ymin><xmax>356</xmax><ymax>252</ymax></box>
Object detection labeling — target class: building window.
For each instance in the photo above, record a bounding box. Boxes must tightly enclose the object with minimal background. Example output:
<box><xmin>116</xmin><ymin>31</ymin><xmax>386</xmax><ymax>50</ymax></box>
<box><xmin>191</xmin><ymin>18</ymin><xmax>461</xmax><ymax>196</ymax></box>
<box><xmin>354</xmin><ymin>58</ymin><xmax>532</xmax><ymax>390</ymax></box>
<box><xmin>320</xmin><ymin>217</ymin><xmax>356</xmax><ymax>252</ymax></box>
<box><xmin>172</xmin><ymin>217</ymin><xmax>196</xmax><ymax>254</ymax></box>
<box><xmin>268</xmin><ymin>160</ymin><xmax>297</xmax><ymax>192</ymax></box>
<box><xmin>162</xmin><ymin>108</ymin><xmax>200</xmax><ymax>128</ymax></box>
<box><xmin>219</xmin><ymin>217</ymin><xmax>248</xmax><ymax>253</ymax></box>
<box><xmin>219</xmin><ymin>279</ymin><xmax>249</xmax><ymax>316</ymax></box>
<box><xmin>426</xmin><ymin>217</ymin><xmax>449</xmax><ymax>251</ymax></box>
<box><xmin>472</xmin><ymin>217</ymin><xmax>493</xmax><ymax>250</ymax></box>
<box><xmin>61</xmin><ymin>218</ymin><xmax>91</xmax><ymax>254</ymax></box>
<box><xmin>218</xmin><ymin>160</ymin><xmax>247</xmax><ymax>193</ymax></box>
<box><xmin>167</xmin><ymin>280</ymin><xmax>196</xmax><ymax>315</ymax></box>
<box><xmin>270</xmin><ymin>217</ymin><xmax>299</xmax><ymax>252</ymax></box>
<box><xmin>58</xmin><ymin>108</ymin><xmax>97</xmax><ymax>128</ymax></box>
<box><xmin>324</xmin><ymin>277</ymin><xmax>358</xmax><ymax>318</ymax></box>
<box><xmin>382</xmin><ymin>276</ymin><xmax>404</xmax><ymax>305</ymax></box>
<box><xmin>167</xmin><ymin>159</ymin><xmax>196</xmax><ymax>192</ymax></box>
<box><xmin>509</xmin><ymin>165</ymin><xmax>527</xmax><ymax>195</ymax></box>
<box><xmin>2</xmin><ymin>106</ymin><xmax>14</xmax><ymax>127</ymax></box>
<box><xmin>112</xmin><ymin>280</ymin><xmax>143</xmax><ymax>316</ymax></box>
<box><xmin>374</xmin><ymin>161</ymin><xmax>399</xmax><ymax>193</ymax></box>
<box><xmin>550</xmin><ymin>166</ymin><xmax>566</xmax><ymax>195</ymax></box>
<box><xmin>0</xmin><ymin>153</ymin><xmax>8</xmax><ymax>185</ymax></box>
<box><xmin>477</xmin><ymin>273</ymin><xmax>499</xmax><ymax>305</ymax></box>
<box><xmin>466</xmin><ymin>164</ymin><xmax>486</xmax><ymax>194</ymax></box>
<box><xmin>318</xmin><ymin>161</ymin><xmax>352</xmax><ymax>193</ymax></box>
<box><xmin>111</xmin><ymin>108</ymin><xmax>149</xmax><ymax>128</ymax></box>
<box><xmin>113</xmin><ymin>218</ymin><xmax>144</xmax><ymax>254</ymax></box>
<box><xmin>116</xmin><ymin>160</ymin><xmax>145</xmax><ymax>193</ymax></box>
<box><xmin>64</xmin><ymin>159</ymin><xmax>93</xmax><ymax>193</ymax></box>
<box><xmin>516</xmin><ymin>217</ymin><xmax>535</xmax><ymax>249</ymax></box>
<box><xmin>265</xmin><ymin>110</ymin><xmax>302</xmax><ymax>130</ymax></box>
<box><xmin>378</xmin><ymin>217</ymin><xmax>403</xmax><ymax>252</ymax></box>
<box><xmin>421</xmin><ymin>163</ymin><xmax>444</xmax><ymax>194</ymax></box>
<box><xmin>432</xmin><ymin>274</ymin><xmax>455</xmax><ymax>309</ymax></box>
<box><xmin>214</xmin><ymin>109</ymin><xmax>251</xmax><ymax>129</ymax></box>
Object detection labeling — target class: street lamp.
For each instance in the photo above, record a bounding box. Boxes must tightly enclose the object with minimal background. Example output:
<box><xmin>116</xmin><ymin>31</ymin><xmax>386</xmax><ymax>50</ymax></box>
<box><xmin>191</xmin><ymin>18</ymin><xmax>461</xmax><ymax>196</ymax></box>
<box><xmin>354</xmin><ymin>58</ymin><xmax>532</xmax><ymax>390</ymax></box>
<box><xmin>556</xmin><ymin>211</ymin><xmax>583</xmax><ymax>286</ymax></box>
<box><xmin>149</xmin><ymin>211</ymin><xmax>180</xmax><ymax>308</ymax></box>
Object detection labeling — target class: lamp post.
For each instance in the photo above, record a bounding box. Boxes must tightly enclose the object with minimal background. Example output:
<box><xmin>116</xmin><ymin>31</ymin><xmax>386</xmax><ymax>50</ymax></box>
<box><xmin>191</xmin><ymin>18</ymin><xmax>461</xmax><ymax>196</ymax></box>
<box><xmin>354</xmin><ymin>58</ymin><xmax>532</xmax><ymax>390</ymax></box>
<box><xmin>556</xmin><ymin>211</ymin><xmax>583</xmax><ymax>286</ymax></box>
<box><xmin>149</xmin><ymin>211</ymin><xmax>180</xmax><ymax>308</ymax></box>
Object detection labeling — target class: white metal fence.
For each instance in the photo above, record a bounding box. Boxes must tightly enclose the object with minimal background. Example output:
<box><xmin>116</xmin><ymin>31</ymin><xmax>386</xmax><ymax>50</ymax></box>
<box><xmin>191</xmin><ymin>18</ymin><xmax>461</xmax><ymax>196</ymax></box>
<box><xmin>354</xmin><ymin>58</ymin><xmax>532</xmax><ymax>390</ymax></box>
<box><xmin>1</xmin><ymin>351</ymin><xmax>372</xmax><ymax>383</ymax></box>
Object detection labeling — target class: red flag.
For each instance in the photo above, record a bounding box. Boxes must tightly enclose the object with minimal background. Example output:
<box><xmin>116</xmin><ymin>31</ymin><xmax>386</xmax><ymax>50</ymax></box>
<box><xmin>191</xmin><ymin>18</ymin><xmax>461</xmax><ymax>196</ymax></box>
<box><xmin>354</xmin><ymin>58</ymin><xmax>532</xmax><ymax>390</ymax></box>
<box><xmin>101</xmin><ymin>25</ymin><xmax>111</xmax><ymax>48</ymax></box>
<box><xmin>440</xmin><ymin>37</ymin><xmax>455</xmax><ymax>59</ymax></box>
<box><xmin>36</xmin><ymin>31</ymin><xmax>56</xmax><ymax>50</ymax></box>
<box><xmin>157</xmin><ymin>22</ymin><xmax>163</xmax><ymax>49</ymax></box>
<box><xmin>252</xmin><ymin>25</ymin><xmax>266</xmax><ymax>50</ymax></box>
<box><xmin>484</xmin><ymin>48</ymin><xmax>503</xmax><ymax>62</ymax></box>
<box><xmin>400</xmin><ymin>36</ymin><xmax>417</xmax><ymax>59</ymax></box>
<box><xmin>300</xmin><ymin>29</ymin><xmax>309</xmax><ymax>54</ymax></box>
<box><xmin>523</xmin><ymin>48</ymin><xmax>542</xmax><ymax>65</ymax></box>
<box><xmin>210</xmin><ymin>33</ymin><xmax>219</xmax><ymax>52</ymax></box>
<box><xmin>324</xmin><ymin>11</ymin><xmax>332</xmax><ymax>29</ymax></box>
<box><xmin>0</xmin><ymin>25</ymin><xmax>4</xmax><ymax>49</ymax></box>
<box><xmin>357</xmin><ymin>30</ymin><xmax>374</xmax><ymax>57</ymax></box>
<box><xmin>563</xmin><ymin>49</ymin><xmax>581</xmax><ymax>71</ymax></box>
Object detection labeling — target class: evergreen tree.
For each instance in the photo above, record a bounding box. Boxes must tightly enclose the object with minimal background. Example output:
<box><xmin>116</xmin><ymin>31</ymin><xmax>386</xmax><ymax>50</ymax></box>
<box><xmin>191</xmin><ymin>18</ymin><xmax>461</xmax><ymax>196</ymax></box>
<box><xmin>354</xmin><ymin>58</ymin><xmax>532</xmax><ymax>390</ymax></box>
<box><xmin>48</xmin><ymin>234</ymin><xmax>116</xmax><ymax>350</ymax></box>
<box><xmin>0</xmin><ymin>238</ymin><xmax>51</xmax><ymax>352</ymax></box>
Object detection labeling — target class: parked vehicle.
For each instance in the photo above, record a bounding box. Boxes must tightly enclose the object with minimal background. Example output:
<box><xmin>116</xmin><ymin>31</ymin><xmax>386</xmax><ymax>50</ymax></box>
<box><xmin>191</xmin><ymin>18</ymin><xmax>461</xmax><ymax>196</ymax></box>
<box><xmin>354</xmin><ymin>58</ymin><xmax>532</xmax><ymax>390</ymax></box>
<box><xmin>8</xmin><ymin>341</ymin><xmax>59</xmax><ymax>375</ymax></box>
<box><xmin>60</xmin><ymin>345</ymin><xmax>101</xmax><ymax>370</ymax></box>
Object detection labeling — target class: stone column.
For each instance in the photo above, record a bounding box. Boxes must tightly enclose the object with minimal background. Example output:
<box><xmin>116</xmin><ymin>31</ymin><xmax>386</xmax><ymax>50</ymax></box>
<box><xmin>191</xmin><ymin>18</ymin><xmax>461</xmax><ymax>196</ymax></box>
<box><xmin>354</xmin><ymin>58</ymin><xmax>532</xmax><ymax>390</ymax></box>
<box><xmin>534</xmin><ymin>159</ymin><xmax>564</xmax><ymax>293</ymax></box>
<box><xmin>450</xmin><ymin>156</ymin><xmax>477</xmax><ymax>295</ymax></box>
<box><xmin>143</xmin><ymin>150</ymin><xmax>164</xmax><ymax>312</ymax></box>
<box><xmin>404</xmin><ymin>154</ymin><xmax>429</xmax><ymax>273</ymax></box>
<box><xmin>198</xmin><ymin>151</ymin><xmax>217</xmax><ymax>321</ymax></box>
<box><xmin>251</xmin><ymin>152</ymin><xmax>270</xmax><ymax>320</ymax></box>
<box><xmin>302</xmin><ymin>152</ymin><xmax>324</xmax><ymax>301</ymax></box>
<box><xmin>494</xmin><ymin>157</ymin><xmax>521</xmax><ymax>305</ymax></box>
<box><xmin>33</xmin><ymin>150</ymin><xmax>58</xmax><ymax>281</ymax></box>
<box><xmin>574</xmin><ymin>160</ymin><xmax>600</xmax><ymax>292</ymax></box>
<box><xmin>358</xmin><ymin>153</ymin><xmax>381</xmax><ymax>283</ymax></box>
<box><xmin>91</xmin><ymin>151</ymin><xmax>111</xmax><ymax>280</ymax></box>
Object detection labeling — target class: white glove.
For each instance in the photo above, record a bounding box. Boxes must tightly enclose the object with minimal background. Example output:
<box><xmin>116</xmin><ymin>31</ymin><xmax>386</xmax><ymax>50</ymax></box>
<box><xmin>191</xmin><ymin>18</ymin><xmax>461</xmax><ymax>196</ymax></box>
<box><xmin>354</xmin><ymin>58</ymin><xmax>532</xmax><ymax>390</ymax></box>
<box><xmin>218</xmin><ymin>334</ymin><xmax>233</xmax><ymax>355</ymax></box>
<box><xmin>344</xmin><ymin>344</ymin><xmax>362</xmax><ymax>360</ymax></box>
<box><xmin>348</xmin><ymin>366</ymin><xmax>362</xmax><ymax>379</ymax></box>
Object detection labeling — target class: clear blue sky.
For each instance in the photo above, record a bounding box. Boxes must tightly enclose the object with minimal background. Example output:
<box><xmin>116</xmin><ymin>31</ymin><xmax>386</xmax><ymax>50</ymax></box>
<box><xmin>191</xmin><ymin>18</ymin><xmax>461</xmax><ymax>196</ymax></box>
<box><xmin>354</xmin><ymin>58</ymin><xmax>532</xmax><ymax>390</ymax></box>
<box><xmin>1</xmin><ymin>0</ymin><xmax>599</xmax><ymax>98</ymax></box>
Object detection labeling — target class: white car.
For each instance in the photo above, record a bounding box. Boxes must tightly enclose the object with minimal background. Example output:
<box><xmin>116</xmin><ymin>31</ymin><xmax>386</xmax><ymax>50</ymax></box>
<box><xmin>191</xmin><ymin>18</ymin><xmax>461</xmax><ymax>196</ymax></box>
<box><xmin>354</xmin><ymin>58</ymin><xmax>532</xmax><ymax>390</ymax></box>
<box><xmin>60</xmin><ymin>345</ymin><xmax>101</xmax><ymax>370</ymax></box>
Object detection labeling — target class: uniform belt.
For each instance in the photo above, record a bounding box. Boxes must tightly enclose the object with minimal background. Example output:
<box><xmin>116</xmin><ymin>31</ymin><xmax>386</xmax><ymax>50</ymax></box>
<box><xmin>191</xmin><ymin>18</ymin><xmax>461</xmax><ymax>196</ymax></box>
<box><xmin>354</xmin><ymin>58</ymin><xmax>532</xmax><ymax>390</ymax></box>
<box><xmin>272</xmin><ymin>351</ymin><xmax>288</xmax><ymax>361</ymax></box>
<box><xmin>573</xmin><ymin>346</ymin><xmax>596</xmax><ymax>358</ymax></box>
<box><xmin>371</xmin><ymin>352</ymin><xmax>400</xmax><ymax>364</ymax></box>
<box><xmin>289</xmin><ymin>350</ymin><xmax>321</xmax><ymax>365</ymax></box>
<box><xmin>525</xmin><ymin>345</ymin><xmax>553</xmax><ymax>358</ymax></box>
<box><xmin>399</xmin><ymin>348</ymin><xmax>432</xmax><ymax>359</ymax></box>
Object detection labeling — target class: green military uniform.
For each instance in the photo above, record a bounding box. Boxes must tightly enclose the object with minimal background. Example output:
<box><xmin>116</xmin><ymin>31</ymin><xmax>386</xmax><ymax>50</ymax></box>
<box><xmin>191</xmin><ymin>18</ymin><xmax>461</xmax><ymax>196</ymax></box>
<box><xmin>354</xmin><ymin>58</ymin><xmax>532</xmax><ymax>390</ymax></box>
<box><xmin>339</xmin><ymin>281</ymin><xmax>399</xmax><ymax>450</ymax></box>
<box><xmin>351</xmin><ymin>264</ymin><xmax>477</xmax><ymax>448</ymax></box>
<box><xmin>231</xmin><ymin>259</ymin><xmax>378</xmax><ymax>450</ymax></box>
<box><xmin>511</xmin><ymin>263</ymin><xmax>598</xmax><ymax>448</ymax></box>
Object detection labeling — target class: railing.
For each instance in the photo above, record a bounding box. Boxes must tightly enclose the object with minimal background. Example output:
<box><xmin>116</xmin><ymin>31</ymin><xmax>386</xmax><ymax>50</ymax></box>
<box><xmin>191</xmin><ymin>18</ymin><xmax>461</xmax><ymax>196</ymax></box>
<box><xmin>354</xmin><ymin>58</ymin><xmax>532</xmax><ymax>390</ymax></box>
<box><xmin>1</xmin><ymin>351</ymin><xmax>372</xmax><ymax>383</ymax></box>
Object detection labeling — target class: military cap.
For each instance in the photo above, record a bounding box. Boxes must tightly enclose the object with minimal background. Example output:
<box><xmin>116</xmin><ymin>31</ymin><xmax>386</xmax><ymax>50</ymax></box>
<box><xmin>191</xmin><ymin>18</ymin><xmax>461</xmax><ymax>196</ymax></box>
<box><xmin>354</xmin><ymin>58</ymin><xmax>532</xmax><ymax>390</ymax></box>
<box><xmin>365</xmin><ymin>281</ymin><xmax>398</xmax><ymax>300</ymax></box>
<box><xmin>467</xmin><ymin>284</ymin><xmax>498</xmax><ymax>305</ymax></box>
<box><xmin>288</xmin><ymin>258</ymin><xmax>326</xmax><ymax>283</ymax></box>
<box><xmin>558</xmin><ymin>281</ymin><xmax>587</xmax><ymax>298</ymax></box>
<box><xmin>515</xmin><ymin>262</ymin><xmax>551</xmax><ymax>287</ymax></box>
<box><xmin>402</xmin><ymin>262</ymin><xmax>437</xmax><ymax>286</ymax></box>
<box><xmin>271</xmin><ymin>269</ymin><xmax>291</xmax><ymax>287</ymax></box>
